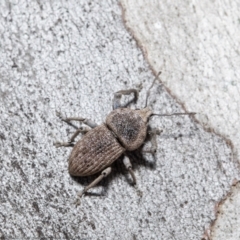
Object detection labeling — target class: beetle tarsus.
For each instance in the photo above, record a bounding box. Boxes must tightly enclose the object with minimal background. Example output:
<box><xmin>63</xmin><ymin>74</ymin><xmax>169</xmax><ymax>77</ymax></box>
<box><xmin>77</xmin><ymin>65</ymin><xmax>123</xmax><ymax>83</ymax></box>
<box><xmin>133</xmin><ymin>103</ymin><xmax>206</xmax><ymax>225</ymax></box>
<box><xmin>128</xmin><ymin>167</ymin><xmax>137</xmax><ymax>185</ymax></box>
<box><xmin>74</xmin><ymin>191</ymin><xmax>85</xmax><ymax>206</ymax></box>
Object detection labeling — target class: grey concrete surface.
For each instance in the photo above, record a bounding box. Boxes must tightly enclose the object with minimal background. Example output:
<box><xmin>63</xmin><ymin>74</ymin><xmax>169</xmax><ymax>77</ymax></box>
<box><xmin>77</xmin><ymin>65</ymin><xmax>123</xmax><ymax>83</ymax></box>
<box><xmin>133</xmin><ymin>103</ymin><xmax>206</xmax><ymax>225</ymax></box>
<box><xmin>0</xmin><ymin>1</ymin><xmax>239</xmax><ymax>239</ymax></box>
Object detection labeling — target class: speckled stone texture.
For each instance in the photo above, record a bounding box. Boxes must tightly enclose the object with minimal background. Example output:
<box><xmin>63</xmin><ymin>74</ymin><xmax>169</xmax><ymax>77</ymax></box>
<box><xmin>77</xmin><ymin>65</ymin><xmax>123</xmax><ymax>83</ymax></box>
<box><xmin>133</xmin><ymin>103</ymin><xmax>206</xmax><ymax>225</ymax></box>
<box><xmin>0</xmin><ymin>1</ymin><xmax>239</xmax><ymax>239</ymax></box>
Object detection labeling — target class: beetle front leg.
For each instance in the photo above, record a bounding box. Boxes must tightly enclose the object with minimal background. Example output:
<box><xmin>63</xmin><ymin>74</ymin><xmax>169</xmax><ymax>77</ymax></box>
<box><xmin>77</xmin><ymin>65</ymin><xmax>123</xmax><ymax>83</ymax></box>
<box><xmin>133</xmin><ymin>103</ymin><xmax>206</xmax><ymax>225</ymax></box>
<box><xmin>75</xmin><ymin>167</ymin><xmax>112</xmax><ymax>206</ymax></box>
<box><xmin>54</xmin><ymin>127</ymin><xmax>89</xmax><ymax>148</ymax></box>
<box><xmin>123</xmin><ymin>156</ymin><xmax>136</xmax><ymax>185</ymax></box>
<box><xmin>113</xmin><ymin>89</ymin><xmax>139</xmax><ymax>109</ymax></box>
<box><xmin>142</xmin><ymin>128</ymin><xmax>162</xmax><ymax>155</ymax></box>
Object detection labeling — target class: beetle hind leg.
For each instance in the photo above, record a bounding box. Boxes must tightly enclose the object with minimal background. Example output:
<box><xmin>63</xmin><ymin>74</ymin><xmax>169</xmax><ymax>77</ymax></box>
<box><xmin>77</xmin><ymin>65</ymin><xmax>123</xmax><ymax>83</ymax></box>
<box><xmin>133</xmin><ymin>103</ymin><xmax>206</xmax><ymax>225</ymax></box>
<box><xmin>54</xmin><ymin>127</ymin><xmax>89</xmax><ymax>148</ymax></box>
<box><xmin>74</xmin><ymin>167</ymin><xmax>112</xmax><ymax>206</ymax></box>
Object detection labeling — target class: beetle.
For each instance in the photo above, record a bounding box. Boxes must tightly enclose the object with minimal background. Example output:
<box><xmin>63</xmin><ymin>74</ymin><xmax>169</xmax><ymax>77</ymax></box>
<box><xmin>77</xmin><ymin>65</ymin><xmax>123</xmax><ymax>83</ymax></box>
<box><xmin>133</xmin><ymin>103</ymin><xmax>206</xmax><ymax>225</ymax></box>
<box><xmin>54</xmin><ymin>72</ymin><xmax>194</xmax><ymax>205</ymax></box>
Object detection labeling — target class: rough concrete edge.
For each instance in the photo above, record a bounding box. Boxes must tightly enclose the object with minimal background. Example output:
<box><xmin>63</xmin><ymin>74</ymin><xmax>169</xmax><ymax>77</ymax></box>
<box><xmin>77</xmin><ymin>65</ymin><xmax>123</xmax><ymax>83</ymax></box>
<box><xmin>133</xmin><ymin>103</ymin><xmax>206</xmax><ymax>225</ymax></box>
<box><xmin>118</xmin><ymin>1</ymin><xmax>240</xmax><ymax>238</ymax></box>
<box><xmin>201</xmin><ymin>179</ymin><xmax>240</xmax><ymax>240</ymax></box>
<box><xmin>118</xmin><ymin>2</ymin><xmax>238</xmax><ymax>164</ymax></box>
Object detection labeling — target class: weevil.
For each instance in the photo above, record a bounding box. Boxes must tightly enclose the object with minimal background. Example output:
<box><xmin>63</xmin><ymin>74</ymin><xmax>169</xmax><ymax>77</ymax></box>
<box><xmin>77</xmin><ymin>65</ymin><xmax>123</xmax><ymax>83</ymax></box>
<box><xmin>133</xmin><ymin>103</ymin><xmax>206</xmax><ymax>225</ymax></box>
<box><xmin>54</xmin><ymin>72</ymin><xmax>195</xmax><ymax>205</ymax></box>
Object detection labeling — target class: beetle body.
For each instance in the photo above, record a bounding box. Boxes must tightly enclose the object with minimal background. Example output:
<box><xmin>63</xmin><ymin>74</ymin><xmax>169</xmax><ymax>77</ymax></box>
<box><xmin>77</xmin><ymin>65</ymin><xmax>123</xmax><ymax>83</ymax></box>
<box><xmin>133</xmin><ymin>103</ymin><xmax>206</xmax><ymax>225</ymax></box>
<box><xmin>54</xmin><ymin>72</ymin><xmax>193</xmax><ymax>203</ymax></box>
<box><xmin>68</xmin><ymin>107</ymin><xmax>152</xmax><ymax>176</ymax></box>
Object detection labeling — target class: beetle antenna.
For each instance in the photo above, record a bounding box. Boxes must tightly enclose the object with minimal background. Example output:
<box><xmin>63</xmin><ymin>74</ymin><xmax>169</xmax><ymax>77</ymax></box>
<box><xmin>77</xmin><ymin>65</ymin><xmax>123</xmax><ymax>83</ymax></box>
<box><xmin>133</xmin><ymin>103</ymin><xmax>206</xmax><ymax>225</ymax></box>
<box><xmin>151</xmin><ymin>112</ymin><xmax>196</xmax><ymax>117</ymax></box>
<box><xmin>144</xmin><ymin>71</ymin><xmax>161</xmax><ymax>108</ymax></box>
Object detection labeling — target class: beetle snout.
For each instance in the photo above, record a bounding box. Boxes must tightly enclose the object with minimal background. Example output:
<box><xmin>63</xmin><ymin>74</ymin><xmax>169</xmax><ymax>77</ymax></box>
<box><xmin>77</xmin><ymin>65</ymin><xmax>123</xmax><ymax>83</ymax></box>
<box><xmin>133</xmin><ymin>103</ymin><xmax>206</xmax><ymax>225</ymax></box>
<box><xmin>137</xmin><ymin>108</ymin><xmax>153</xmax><ymax>122</ymax></box>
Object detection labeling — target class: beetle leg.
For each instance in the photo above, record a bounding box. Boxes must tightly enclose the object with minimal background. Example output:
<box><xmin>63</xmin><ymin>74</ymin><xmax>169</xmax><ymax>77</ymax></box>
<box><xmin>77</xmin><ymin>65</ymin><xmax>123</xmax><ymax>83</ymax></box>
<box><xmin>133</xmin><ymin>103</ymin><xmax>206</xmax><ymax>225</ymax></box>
<box><xmin>54</xmin><ymin>127</ymin><xmax>89</xmax><ymax>148</ymax></box>
<box><xmin>56</xmin><ymin>111</ymin><xmax>98</xmax><ymax>129</ymax></box>
<box><xmin>75</xmin><ymin>167</ymin><xmax>112</xmax><ymax>206</ymax></box>
<box><xmin>142</xmin><ymin>128</ymin><xmax>162</xmax><ymax>155</ymax></box>
<box><xmin>54</xmin><ymin>141</ymin><xmax>74</xmax><ymax>148</ymax></box>
<box><xmin>82</xmin><ymin>119</ymin><xmax>98</xmax><ymax>128</ymax></box>
<box><xmin>65</xmin><ymin>118</ymin><xmax>97</xmax><ymax>129</ymax></box>
<box><xmin>123</xmin><ymin>156</ymin><xmax>136</xmax><ymax>185</ymax></box>
<box><xmin>113</xmin><ymin>89</ymin><xmax>138</xmax><ymax>109</ymax></box>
